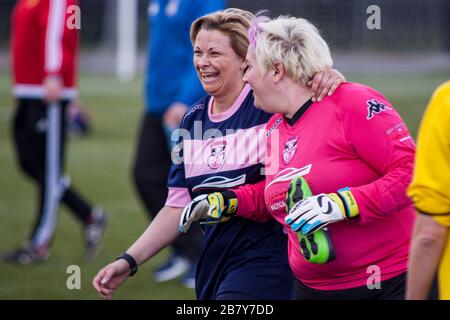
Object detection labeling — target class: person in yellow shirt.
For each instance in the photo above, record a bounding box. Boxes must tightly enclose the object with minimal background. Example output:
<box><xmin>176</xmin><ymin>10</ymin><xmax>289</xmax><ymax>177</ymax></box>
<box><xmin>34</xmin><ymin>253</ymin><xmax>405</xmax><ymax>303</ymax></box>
<box><xmin>407</xmin><ymin>81</ymin><xmax>450</xmax><ymax>300</ymax></box>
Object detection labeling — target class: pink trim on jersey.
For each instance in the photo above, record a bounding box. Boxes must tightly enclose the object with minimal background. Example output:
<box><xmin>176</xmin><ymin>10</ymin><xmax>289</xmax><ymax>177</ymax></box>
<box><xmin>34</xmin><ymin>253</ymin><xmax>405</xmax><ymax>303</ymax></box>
<box><xmin>165</xmin><ymin>187</ymin><xmax>191</xmax><ymax>208</ymax></box>
<box><xmin>208</xmin><ymin>84</ymin><xmax>251</xmax><ymax>122</ymax></box>
<box><xmin>183</xmin><ymin>123</ymin><xmax>266</xmax><ymax>179</ymax></box>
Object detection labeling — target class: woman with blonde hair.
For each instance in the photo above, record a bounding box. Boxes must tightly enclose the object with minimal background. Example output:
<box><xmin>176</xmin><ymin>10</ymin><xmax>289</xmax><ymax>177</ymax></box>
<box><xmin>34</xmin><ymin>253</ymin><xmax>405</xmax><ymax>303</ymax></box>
<box><xmin>93</xmin><ymin>9</ymin><xmax>344</xmax><ymax>300</ymax></box>
<box><xmin>181</xmin><ymin>16</ymin><xmax>416</xmax><ymax>299</ymax></box>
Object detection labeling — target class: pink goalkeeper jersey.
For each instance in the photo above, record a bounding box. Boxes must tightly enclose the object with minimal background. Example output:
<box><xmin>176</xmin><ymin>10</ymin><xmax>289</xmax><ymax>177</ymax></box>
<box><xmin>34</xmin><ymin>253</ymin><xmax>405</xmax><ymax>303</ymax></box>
<box><xmin>233</xmin><ymin>82</ymin><xmax>416</xmax><ymax>290</ymax></box>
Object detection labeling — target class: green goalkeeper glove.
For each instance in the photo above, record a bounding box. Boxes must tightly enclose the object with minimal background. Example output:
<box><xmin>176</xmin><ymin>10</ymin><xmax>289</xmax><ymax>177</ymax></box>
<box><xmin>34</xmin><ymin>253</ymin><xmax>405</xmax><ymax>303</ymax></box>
<box><xmin>286</xmin><ymin>177</ymin><xmax>336</xmax><ymax>264</ymax></box>
<box><xmin>286</xmin><ymin>187</ymin><xmax>359</xmax><ymax>235</ymax></box>
<box><xmin>179</xmin><ymin>191</ymin><xmax>237</xmax><ymax>233</ymax></box>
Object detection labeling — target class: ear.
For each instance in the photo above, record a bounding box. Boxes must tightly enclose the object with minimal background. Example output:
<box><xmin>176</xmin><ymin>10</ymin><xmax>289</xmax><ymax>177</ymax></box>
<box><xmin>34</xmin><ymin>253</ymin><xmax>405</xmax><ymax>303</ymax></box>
<box><xmin>272</xmin><ymin>62</ymin><xmax>285</xmax><ymax>82</ymax></box>
<box><xmin>240</xmin><ymin>61</ymin><xmax>248</xmax><ymax>73</ymax></box>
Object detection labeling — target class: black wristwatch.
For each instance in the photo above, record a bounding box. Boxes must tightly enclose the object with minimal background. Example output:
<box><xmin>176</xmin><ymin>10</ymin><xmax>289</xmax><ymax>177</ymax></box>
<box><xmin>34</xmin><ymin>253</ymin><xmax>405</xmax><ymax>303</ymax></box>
<box><xmin>116</xmin><ymin>252</ymin><xmax>138</xmax><ymax>276</ymax></box>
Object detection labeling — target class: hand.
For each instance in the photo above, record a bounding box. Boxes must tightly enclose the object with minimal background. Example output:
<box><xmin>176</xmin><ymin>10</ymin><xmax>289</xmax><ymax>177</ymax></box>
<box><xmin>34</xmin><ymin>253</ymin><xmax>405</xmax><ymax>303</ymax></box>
<box><xmin>179</xmin><ymin>192</ymin><xmax>237</xmax><ymax>233</ymax></box>
<box><xmin>309</xmin><ymin>68</ymin><xmax>345</xmax><ymax>102</ymax></box>
<box><xmin>92</xmin><ymin>259</ymin><xmax>130</xmax><ymax>300</ymax></box>
<box><xmin>285</xmin><ymin>188</ymin><xmax>359</xmax><ymax>235</ymax></box>
<box><xmin>43</xmin><ymin>75</ymin><xmax>63</xmax><ymax>103</ymax></box>
<box><xmin>286</xmin><ymin>177</ymin><xmax>336</xmax><ymax>264</ymax></box>
<box><xmin>163</xmin><ymin>102</ymin><xmax>188</xmax><ymax>129</ymax></box>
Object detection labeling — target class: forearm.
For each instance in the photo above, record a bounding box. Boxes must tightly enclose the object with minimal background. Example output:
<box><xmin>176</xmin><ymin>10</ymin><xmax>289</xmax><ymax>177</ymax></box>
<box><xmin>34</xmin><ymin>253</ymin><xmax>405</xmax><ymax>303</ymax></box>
<box><xmin>351</xmin><ymin>155</ymin><xmax>415</xmax><ymax>223</ymax></box>
<box><xmin>407</xmin><ymin>241</ymin><xmax>442</xmax><ymax>299</ymax></box>
<box><xmin>341</xmin><ymin>91</ymin><xmax>416</xmax><ymax>223</ymax></box>
<box><xmin>126</xmin><ymin>206</ymin><xmax>182</xmax><ymax>266</ymax></box>
<box><xmin>233</xmin><ymin>180</ymin><xmax>272</xmax><ymax>222</ymax></box>
<box><xmin>406</xmin><ymin>214</ymin><xmax>448</xmax><ymax>299</ymax></box>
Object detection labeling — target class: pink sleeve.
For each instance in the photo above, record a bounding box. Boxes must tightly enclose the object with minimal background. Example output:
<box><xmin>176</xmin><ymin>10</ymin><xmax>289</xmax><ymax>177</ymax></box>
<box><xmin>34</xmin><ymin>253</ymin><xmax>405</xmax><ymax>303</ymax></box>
<box><xmin>233</xmin><ymin>179</ymin><xmax>273</xmax><ymax>222</ymax></box>
<box><xmin>341</xmin><ymin>86</ymin><xmax>416</xmax><ymax>224</ymax></box>
<box><xmin>165</xmin><ymin>187</ymin><xmax>191</xmax><ymax>208</ymax></box>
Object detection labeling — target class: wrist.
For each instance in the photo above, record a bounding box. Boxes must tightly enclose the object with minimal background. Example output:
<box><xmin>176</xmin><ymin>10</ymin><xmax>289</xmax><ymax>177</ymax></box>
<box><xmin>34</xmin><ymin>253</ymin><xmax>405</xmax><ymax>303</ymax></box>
<box><xmin>336</xmin><ymin>188</ymin><xmax>359</xmax><ymax>218</ymax></box>
<box><xmin>116</xmin><ymin>252</ymin><xmax>138</xmax><ymax>276</ymax></box>
<box><xmin>44</xmin><ymin>73</ymin><xmax>62</xmax><ymax>82</ymax></box>
<box><xmin>220</xmin><ymin>191</ymin><xmax>238</xmax><ymax>215</ymax></box>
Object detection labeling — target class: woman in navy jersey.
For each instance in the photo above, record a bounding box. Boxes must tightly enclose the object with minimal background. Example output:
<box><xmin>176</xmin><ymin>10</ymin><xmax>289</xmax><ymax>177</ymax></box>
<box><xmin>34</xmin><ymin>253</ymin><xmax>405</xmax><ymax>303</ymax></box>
<box><xmin>93</xmin><ymin>9</ymin><xmax>344</xmax><ymax>300</ymax></box>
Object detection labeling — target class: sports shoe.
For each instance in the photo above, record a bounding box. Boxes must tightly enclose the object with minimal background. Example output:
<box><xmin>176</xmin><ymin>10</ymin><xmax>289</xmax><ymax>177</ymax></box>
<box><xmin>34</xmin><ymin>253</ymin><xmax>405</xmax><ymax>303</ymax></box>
<box><xmin>153</xmin><ymin>252</ymin><xmax>190</xmax><ymax>282</ymax></box>
<box><xmin>84</xmin><ymin>207</ymin><xmax>108</xmax><ymax>261</ymax></box>
<box><xmin>180</xmin><ymin>262</ymin><xmax>196</xmax><ymax>289</ymax></box>
<box><xmin>2</xmin><ymin>245</ymin><xmax>50</xmax><ymax>265</ymax></box>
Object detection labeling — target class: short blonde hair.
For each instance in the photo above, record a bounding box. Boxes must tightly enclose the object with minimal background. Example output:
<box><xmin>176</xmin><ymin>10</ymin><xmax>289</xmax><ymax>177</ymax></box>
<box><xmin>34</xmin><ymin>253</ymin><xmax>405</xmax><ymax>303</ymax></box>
<box><xmin>190</xmin><ymin>8</ymin><xmax>255</xmax><ymax>60</ymax></box>
<box><xmin>250</xmin><ymin>17</ymin><xmax>333</xmax><ymax>85</ymax></box>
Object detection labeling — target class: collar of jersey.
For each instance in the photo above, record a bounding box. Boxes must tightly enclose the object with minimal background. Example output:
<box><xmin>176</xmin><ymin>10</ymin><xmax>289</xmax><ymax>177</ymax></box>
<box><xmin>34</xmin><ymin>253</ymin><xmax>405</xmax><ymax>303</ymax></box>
<box><xmin>285</xmin><ymin>98</ymin><xmax>314</xmax><ymax>126</ymax></box>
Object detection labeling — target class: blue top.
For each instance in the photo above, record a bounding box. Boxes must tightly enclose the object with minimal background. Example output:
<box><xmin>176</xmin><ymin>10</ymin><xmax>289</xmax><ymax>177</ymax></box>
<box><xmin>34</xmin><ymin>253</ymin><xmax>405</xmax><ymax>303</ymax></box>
<box><xmin>145</xmin><ymin>0</ymin><xmax>225</xmax><ymax>116</ymax></box>
<box><xmin>167</xmin><ymin>89</ymin><xmax>294</xmax><ymax>299</ymax></box>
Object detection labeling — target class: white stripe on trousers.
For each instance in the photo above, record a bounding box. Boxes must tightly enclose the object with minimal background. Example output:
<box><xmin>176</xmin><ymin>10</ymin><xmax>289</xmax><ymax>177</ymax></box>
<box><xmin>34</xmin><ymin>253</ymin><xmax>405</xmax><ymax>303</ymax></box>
<box><xmin>32</xmin><ymin>103</ymin><xmax>62</xmax><ymax>247</ymax></box>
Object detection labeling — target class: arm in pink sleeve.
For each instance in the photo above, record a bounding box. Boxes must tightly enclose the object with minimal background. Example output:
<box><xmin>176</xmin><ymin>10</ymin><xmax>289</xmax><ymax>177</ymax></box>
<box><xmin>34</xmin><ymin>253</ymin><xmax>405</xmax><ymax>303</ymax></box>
<box><xmin>341</xmin><ymin>87</ymin><xmax>416</xmax><ymax>224</ymax></box>
<box><xmin>232</xmin><ymin>179</ymin><xmax>272</xmax><ymax>222</ymax></box>
<box><xmin>165</xmin><ymin>187</ymin><xmax>191</xmax><ymax>208</ymax></box>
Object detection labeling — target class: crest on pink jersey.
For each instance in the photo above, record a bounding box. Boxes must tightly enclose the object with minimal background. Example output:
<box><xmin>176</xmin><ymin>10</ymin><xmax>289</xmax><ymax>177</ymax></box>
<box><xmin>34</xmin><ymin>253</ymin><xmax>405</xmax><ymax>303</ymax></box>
<box><xmin>283</xmin><ymin>137</ymin><xmax>298</xmax><ymax>164</ymax></box>
<box><xmin>207</xmin><ymin>141</ymin><xmax>227</xmax><ymax>170</ymax></box>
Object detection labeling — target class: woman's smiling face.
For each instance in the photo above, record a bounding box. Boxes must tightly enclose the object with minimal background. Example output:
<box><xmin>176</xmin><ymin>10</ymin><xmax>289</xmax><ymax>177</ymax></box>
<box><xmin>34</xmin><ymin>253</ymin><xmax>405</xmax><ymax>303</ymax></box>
<box><xmin>193</xmin><ymin>29</ymin><xmax>245</xmax><ymax>99</ymax></box>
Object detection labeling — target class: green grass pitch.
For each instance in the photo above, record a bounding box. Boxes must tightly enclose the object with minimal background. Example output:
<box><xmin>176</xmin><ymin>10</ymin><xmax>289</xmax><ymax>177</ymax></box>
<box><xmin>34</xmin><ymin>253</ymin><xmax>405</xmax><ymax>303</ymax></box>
<box><xmin>0</xmin><ymin>70</ymin><xmax>448</xmax><ymax>299</ymax></box>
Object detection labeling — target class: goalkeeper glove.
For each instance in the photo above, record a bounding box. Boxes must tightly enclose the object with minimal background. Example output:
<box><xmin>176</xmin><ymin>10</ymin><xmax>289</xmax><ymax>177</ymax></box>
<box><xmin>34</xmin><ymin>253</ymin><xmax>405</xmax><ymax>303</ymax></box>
<box><xmin>285</xmin><ymin>187</ymin><xmax>359</xmax><ymax>236</ymax></box>
<box><xmin>286</xmin><ymin>177</ymin><xmax>336</xmax><ymax>264</ymax></box>
<box><xmin>179</xmin><ymin>191</ymin><xmax>237</xmax><ymax>233</ymax></box>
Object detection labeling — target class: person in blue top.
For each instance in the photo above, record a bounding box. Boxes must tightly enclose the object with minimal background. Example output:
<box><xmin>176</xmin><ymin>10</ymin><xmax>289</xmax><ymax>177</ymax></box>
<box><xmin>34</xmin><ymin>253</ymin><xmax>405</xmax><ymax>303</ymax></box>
<box><xmin>94</xmin><ymin>8</ymin><xmax>344</xmax><ymax>300</ymax></box>
<box><xmin>131</xmin><ymin>0</ymin><xmax>225</xmax><ymax>288</ymax></box>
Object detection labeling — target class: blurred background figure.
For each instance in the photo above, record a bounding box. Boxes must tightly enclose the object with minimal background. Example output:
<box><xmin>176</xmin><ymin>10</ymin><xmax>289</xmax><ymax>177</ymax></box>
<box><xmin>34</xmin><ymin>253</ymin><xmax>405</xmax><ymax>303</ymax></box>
<box><xmin>407</xmin><ymin>81</ymin><xmax>450</xmax><ymax>300</ymax></box>
<box><xmin>131</xmin><ymin>0</ymin><xmax>225</xmax><ymax>288</ymax></box>
<box><xmin>2</xmin><ymin>0</ymin><xmax>107</xmax><ymax>265</ymax></box>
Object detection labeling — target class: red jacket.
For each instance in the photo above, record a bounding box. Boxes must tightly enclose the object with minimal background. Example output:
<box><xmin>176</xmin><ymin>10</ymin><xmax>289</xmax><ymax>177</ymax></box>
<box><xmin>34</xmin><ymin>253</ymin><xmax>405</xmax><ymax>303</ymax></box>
<box><xmin>11</xmin><ymin>0</ymin><xmax>78</xmax><ymax>99</ymax></box>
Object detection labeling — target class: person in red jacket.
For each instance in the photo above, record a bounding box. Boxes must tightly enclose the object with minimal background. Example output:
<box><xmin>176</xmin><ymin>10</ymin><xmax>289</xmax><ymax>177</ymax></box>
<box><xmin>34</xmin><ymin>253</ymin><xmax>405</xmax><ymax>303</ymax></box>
<box><xmin>3</xmin><ymin>0</ymin><xmax>107</xmax><ymax>264</ymax></box>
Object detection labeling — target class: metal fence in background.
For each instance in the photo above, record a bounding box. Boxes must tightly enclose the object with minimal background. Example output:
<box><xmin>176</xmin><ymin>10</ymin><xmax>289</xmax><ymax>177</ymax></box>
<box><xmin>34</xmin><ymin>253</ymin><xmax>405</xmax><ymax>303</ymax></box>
<box><xmin>0</xmin><ymin>0</ymin><xmax>448</xmax><ymax>52</ymax></box>
<box><xmin>231</xmin><ymin>0</ymin><xmax>450</xmax><ymax>52</ymax></box>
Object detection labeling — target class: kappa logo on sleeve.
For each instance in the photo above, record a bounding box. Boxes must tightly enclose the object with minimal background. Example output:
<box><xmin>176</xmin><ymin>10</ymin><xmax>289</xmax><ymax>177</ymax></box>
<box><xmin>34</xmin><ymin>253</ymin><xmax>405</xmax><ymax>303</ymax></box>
<box><xmin>366</xmin><ymin>99</ymin><xmax>392</xmax><ymax>120</ymax></box>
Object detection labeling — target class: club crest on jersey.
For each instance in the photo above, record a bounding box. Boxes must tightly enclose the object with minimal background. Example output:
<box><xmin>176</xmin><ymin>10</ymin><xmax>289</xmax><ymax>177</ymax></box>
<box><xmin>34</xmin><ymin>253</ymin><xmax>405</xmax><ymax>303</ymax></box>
<box><xmin>366</xmin><ymin>99</ymin><xmax>392</xmax><ymax>120</ymax></box>
<box><xmin>283</xmin><ymin>137</ymin><xmax>298</xmax><ymax>164</ymax></box>
<box><xmin>207</xmin><ymin>141</ymin><xmax>227</xmax><ymax>170</ymax></box>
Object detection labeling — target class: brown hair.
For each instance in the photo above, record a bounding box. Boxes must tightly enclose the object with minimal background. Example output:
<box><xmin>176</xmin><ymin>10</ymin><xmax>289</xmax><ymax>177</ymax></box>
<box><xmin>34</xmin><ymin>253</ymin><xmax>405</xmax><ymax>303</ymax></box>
<box><xmin>190</xmin><ymin>8</ymin><xmax>255</xmax><ymax>60</ymax></box>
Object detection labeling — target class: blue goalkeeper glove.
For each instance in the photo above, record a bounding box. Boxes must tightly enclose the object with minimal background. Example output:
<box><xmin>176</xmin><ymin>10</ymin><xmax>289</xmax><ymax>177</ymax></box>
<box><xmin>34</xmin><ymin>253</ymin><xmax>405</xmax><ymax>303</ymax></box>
<box><xmin>179</xmin><ymin>191</ymin><xmax>237</xmax><ymax>233</ymax></box>
<box><xmin>286</xmin><ymin>187</ymin><xmax>359</xmax><ymax>236</ymax></box>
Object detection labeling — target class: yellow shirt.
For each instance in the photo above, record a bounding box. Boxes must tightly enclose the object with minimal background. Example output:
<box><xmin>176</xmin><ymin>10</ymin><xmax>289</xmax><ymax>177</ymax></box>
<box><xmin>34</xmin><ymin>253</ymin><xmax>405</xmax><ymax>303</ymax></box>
<box><xmin>408</xmin><ymin>80</ymin><xmax>450</xmax><ymax>299</ymax></box>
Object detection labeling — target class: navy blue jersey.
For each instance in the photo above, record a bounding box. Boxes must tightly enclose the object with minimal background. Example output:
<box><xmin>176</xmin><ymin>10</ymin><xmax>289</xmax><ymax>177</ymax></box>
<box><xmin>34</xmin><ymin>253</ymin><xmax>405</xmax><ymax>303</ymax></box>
<box><xmin>166</xmin><ymin>85</ymin><xmax>294</xmax><ymax>299</ymax></box>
